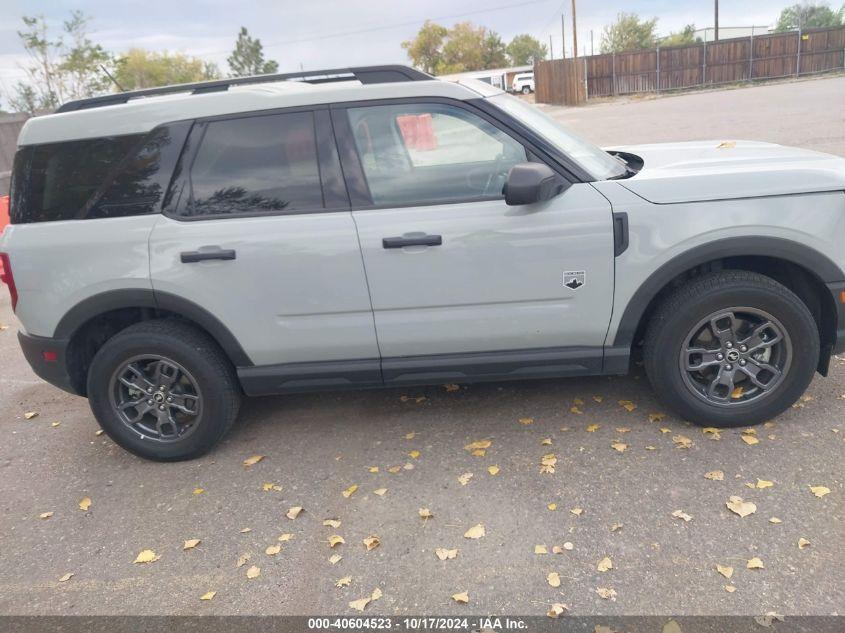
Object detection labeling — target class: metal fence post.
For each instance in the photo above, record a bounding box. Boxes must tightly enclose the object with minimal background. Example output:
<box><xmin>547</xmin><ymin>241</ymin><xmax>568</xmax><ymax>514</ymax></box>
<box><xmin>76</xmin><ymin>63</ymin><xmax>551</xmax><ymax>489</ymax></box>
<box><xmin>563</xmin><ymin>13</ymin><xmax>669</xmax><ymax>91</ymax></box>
<box><xmin>584</xmin><ymin>56</ymin><xmax>589</xmax><ymax>101</ymax></box>
<box><xmin>797</xmin><ymin>21</ymin><xmax>802</xmax><ymax>76</ymax></box>
<box><xmin>656</xmin><ymin>46</ymin><xmax>660</xmax><ymax>91</ymax></box>
<box><xmin>702</xmin><ymin>39</ymin><xmax>707</xmax><ymax>85</ymax></box>
<box><xmin>611</xmin><ymin>52</ymin><xmax>616</xmax><ymax>96</ymax></box>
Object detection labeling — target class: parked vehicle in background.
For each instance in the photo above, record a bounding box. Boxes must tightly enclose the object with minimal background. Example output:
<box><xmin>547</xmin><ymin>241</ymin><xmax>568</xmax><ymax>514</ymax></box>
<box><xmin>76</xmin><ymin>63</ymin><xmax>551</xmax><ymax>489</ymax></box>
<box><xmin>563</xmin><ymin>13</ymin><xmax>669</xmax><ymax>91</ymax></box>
<box><xmin>511</xmin><ymin>72</ymin><xmax>535</xmax><ymax>94</ymax></box>
<box><xmin>2</xmin><ymin>65</ymin><xmax>845</xmax><ymax>462</ymax></box>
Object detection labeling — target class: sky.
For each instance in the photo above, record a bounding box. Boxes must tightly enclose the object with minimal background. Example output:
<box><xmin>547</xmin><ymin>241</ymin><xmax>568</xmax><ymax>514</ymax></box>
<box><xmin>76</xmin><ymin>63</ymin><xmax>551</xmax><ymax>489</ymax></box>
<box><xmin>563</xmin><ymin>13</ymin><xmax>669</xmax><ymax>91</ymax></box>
<box><xmin>0</xmin><ymin>0</ymin><xmax>800</xmax><ymax>96</ymax></box>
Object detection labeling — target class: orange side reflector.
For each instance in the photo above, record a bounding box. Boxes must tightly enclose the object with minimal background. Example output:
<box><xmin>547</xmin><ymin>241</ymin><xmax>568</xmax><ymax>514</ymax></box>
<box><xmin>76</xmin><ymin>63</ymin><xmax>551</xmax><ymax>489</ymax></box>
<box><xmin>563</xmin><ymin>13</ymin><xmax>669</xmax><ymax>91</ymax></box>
<box><xmin>840</xmin><ymin>290</ymin><xmax>845</xmax><ymax>304</ymax></box>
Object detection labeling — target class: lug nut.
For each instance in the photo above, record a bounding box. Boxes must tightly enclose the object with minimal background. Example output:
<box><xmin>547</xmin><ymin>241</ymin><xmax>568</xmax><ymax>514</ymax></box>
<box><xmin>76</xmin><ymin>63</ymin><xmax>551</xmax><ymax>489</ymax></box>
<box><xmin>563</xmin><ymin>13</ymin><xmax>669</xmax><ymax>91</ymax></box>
<box><xmin>739</xmin><ymin>359</ymin><xmax>747</xmax><ymax>366</ymax></box>
<box><xmin>716</xmin><ymin>353</ymin><xmax>724</xmax><ymax>360</ymax></box>
<box><xmin>726</xmin><ymin>342</ymin><xmax>733</xmax><ymax>348</ymax></box>
<box><xmin>146</xmin><ymin>399</ymin><xmax>153</xmax><ymax>405</ymax></box>
<box><xmin>166</xmin><ymin>397</ymin><xmax>173</xmax><ymax>403</ymax></box>
<box><xmin>739</xmin><ymin>345</ymin><xmax>747</xmax><ymax>352</ymax></box>
<box><xmin>725</xmin><ymin>364</ymin><xmax>733</xmax><ymax>371</ymax></box>
<box><xmin>158</xmin><ymin>385</ymin><xmax>165</xmax><ymax>391</ymax></box>
<box><xmin>158</xmin><ymin>405</ymin><xmax>165</xmax><ymax>411</ymax></box>
<box><xmin>146</xmin><ymin>387</ymin><xmax>153</xmax><ymax>394</ymax></box>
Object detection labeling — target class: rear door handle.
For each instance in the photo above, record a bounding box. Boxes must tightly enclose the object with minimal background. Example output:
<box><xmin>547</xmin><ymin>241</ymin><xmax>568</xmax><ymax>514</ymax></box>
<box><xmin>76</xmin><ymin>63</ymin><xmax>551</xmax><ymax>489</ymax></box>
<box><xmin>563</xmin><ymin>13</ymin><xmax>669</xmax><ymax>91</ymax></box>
<box><xmin>382</xmin><ymin>234</ymin><xmax>443</xmax><ymax>249</ymax></box>
<box><xmin>180</xmin><ymin>248</ymin><xmax>237</xmax><ymax>263</ymax></box>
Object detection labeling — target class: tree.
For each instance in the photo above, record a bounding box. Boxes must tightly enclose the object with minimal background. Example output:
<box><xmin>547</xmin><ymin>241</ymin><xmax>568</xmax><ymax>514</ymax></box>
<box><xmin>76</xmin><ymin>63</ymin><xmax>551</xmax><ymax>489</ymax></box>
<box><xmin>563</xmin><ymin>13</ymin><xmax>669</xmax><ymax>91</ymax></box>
<box><xmin>115</xmin><ymin>49</ymin><xmax>221</xmax><ymax>90</ymax></box>
<box><xmin>600</xmin><ymin>12</ymin><xmax>659</xmax><ymax>53</ymax></box>
<box><xmin>227</xmin><ymin>27</ymin><xmax>279</xmax><ymax>77</ymax></box>
<box><xmin>481</xmin><ymin>32</ymin><xmax>509</xmax><ymax>69</ymax></box>
<box><xmin>401</xmin><ymin>21</ymin><xmax>447</xmax><ymax>73</ymax></box>
<box><xmin>439</xmin><ymin>22</ymin><xmax>486</xmax><ymax>73</ymax></box>
<box><xmin>661</xmin><ymin>24</ymin><xmax>698</xmax><ymax>47</ymax></box>
<box><xmin>8</xmin><ymin>11</ymin><xmax>113</xmax><ymax>114</ymax></box>
<box><xmin>506</xmin><ymin>34</ymin><xmax>548</xmax><ymax>65</ymax></box>
<box><xmin>775</xmin><ymin>2</ymin><xmax>844</xmax><ymax>31</ymax></box>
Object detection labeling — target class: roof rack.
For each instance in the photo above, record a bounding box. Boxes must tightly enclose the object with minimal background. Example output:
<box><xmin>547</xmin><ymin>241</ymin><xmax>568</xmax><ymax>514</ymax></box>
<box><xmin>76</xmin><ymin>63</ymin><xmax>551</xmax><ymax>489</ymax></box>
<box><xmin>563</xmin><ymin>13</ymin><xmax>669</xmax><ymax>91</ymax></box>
<box><xmin>56</xmin><ymin>65</ymin><xmax>433</xmax><ymax>113</ymax></box>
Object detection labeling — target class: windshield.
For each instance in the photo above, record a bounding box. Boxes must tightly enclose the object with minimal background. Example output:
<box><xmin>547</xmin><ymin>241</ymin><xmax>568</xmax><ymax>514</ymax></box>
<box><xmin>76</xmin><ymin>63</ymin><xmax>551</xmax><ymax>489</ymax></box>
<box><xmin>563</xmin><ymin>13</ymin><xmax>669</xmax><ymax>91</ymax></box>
<box><xmin>488</xmin><ymin>93</ymin><xmax>626</xmax><ymax>180</ymax></box>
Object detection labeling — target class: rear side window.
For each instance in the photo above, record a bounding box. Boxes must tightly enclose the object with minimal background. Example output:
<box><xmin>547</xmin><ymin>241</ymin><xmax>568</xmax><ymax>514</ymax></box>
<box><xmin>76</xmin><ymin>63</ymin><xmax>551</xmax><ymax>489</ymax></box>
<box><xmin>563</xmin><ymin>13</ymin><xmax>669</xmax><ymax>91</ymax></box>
<box><xmin>11</xmin><ymin>135</ymin><xmax>142</xmax><ymax>224</ymax></box>
<box><xmin>180</xmin><ymin>111</ymin><xmax>323</xmax><ymax>217</ymax></box>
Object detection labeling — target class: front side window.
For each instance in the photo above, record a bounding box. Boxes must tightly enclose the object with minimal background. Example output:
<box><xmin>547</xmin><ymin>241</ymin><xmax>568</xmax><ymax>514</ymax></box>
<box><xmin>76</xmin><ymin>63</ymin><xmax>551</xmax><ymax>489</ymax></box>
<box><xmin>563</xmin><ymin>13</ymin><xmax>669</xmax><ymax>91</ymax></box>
<box><xmin>183</xmin><ymin>111</ymin><xmax>322</xmax><ymax>217</ymax></box>
<box><xmin>347</xmin><ymin>103</ymin><xmax>527</xmax><ymax>207</ymax></box>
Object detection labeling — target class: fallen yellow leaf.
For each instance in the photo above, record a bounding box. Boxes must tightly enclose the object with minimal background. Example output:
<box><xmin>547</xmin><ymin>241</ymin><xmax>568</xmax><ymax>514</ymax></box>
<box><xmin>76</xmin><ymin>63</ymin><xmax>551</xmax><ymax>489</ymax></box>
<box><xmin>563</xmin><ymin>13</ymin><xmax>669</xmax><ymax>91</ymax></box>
<box><xmin>265</xmin><ymin>544</ymin><xmax>282</xmax><ymax>556</ymax></box>
<box><xmin>611</xmin><ymin>442</ymin><xmax>628</xmax><ymax>453</ymax></box>
<box><xmin>458</xmin><ymin>473</ymin><xmax>473</xmax><ymax>486</ymax></box>
<box><xmin>742</xmin><ymin>435</ymin><xmax>760</xmax><ymax>445</ymax></box>
<box><xmin>726</xmin><ymin>496</ymin><xmax>757</xmax><ymax>518</ymax></box>
<box><xmin>755</xmin><ymin>479</ymin><xmax>774</xmax><ymax>489</ymax></box>
<box><xmin>336</xmin><ymin>576</ymin><xmax>352</xmax><ymax>588</ymax></box>
<box><xmin>671</xmin><ymin>510</ymin><xmax>693</xmax><ymax>522</ymax></box>
<box><xmin>747</xmin><ymin>557</ymin><xmax>764</xmax><ymax>570</ymax></box>
<box><xmin>387</xmin><ymin>465</ymin><xmax>401</xmax><ymax>473</ymax></box>
<box><xmin>419</xmin><ymin>507</ymin><xmax>434</xmax><ymax>519</ymax></box>
<box><xmin>435</xmin><ymin>548</ymin><xmax>458</xmax><ymax>560</ymax></box>
<box><xmin>547</xmin><ymin>503</ymin><xmax>557</xmax><ymax>511</ymax></box>
<box><xmin>618</xmin><ymin>400</ymin><xmax>636</xmax><ymax>412</ymax></box>
<box><xmin>329</xmin><ymin>554</ymin><xmax>342</xmax><ymax>565</ymax></box>
<box><xmin>702</xmin><ymin>427</ymin><xmax>722</xmax><ymax>439</ymax></box>
<box><xmin>368</xmin><ymin>466</ymin><xmax>379</xmax><ymax>473</ymax></box>
<box><xmin>769</xmin><ymin>517</ymin><xmax>782</xmax><ymax>524</ymax></box>
<box><xmin>451</xmin><ymin>591</ymin><xmax>469</xmax><ymax>604</ymax></box>
<box><xmin>597</xmin><ymin>556</ymin><xmax>613</xmax><ymax>572</ymax></box>
<box><xmin>200</xmin><ymin>591</ymin><xmax>216</xmax><ymax>601</ymax></box>
<box><xmin>286</xmin><ymin>506</ymin><xmax>303</xmax><ymax>519</ymax></box>
<box><xmin>519</xmin><ymin>417</ymin><xmax>535</xmax><ymax>425</ymax></box>
<box><xmin>134</xmin><ymin>550</ymin><xmax>160</xmax><ymax>564</ymax></box>
<box><xmin>487</xmin><ymin>465</ymin><xmax>500</xmax><ymax>475</ymax></box>
<box><xmin>24</xmin><ymin>411</ymin><xmax>38</xmax><ymax>420</ymax></box>
<box><xmin>278</xmin><ymin>533</ymin><xmax>293</xmax><ymax>542</ymax></box>
<box><xmin>39</xmin><ymin>511</ymin><xmax>53</xmax><ymax>519</ymax></box>
<box><xmin>193</xmin><ymin>488</ymin><xmax>204</xmax><ymax>495</ymax></box>
<box><xmin>534</xmin><ymin>544</ymin><xmax>548</xmax><ymax>554</ymax></box>
<box><xmin>586</xmin><ymin>424</ymin><xmax>600</xmax><ymax>432</ymax></box>
<box><xmin>183</xmin><ymin>539</ymin><xmax>201</xmax><ymax>550</ymax></box>
<box><xmin>243</xmin><ymin>455</ymin><xmax>264</xmax><ymax>467</ymax></box>
<box><xmin>547</xmin><ymin>603</ymin><xmax>568</xmax><ymax>618</ymax></box>
<box><xmin>540</xmin><ymin>453</ymin><xmax>557</xmax><ymax>474</ymax></box>
<box><xmin>373</xmin><ymin>488</ymin><xmax>387</xmax><ymax>496</ymax></box>
<box><xmin>444</xmin><ymin>384</ymin><xmax>460</xmax><ymax>392</ymax></box>
<box><xmin>648</xmin><ymin>413</ymin><xmax>666</xmax><ymax>423</ymax></box>
<box><xmin>673</xmin><ymin>435</ymin><xmax>693</xmax><ymax>448</ymax></box>
<box><xmin>236</xmin><ymin>553</ymin><xmax>250</xmax><ymax>567</ymax></box>
<box><xmin>547</xmin><ymin>572</ymin><xmax>561</xmax><ymax>587</ymax></box>
<box><xmin>342</xmin><ymin>484</ymin><xmax>358</xmax><ymax>498</ymax></box>
<box><xmin>724</xmin><ymin>585</ymin><xmax>736</xmax><ymax>593</ymax></box>
<box><xmin>716</xmin><ymin>564</ymin><xmax>734</xmax><ymax>579</ymax></box>
<box><xmin>570</xmin><ymin>406</ymin><xmax>583</xmax><ymax>414</ymax></box>
<box><xmin>596</xmin><ymin>587</ymin><xmax>617</xmax><ymax>600</ymax></box>
<box><xmin>262</xmin><ymin>482</ymin><xmax>282</xmax><ymax>492</ymax></box>
<box><xmin>405</xmin><ymin>432</ymin><xmax>416</xmax><ymax>440</ymax></box>
<box><xmin>408</xmin><ymin>450</ymin><xmax>420</xmax><ymax>459</ymax></box>
<box><xmin>798</xmin><ymin>537</ymin><xmax>811</xmax><ymax>550</ymax></box>
<box><xmin>570</xmin><ymin>507</ymin><xmax>583</xmax><ymax>516</ymax></box>
<box><xmin>810</xmin><ymin>485</ymin><xmax>831</xmax><ymax>498</ymax></box>
<box><xmin>463</xmin><ymin>524</ymin><xmax>485</xmax><ymax>539</ymax></box>
<box><xmin>705</xmin><ymin>470</ymin><xmax>725</xmax><ymax>481</ymax></box>
<box><xmin>363</xmin><ymin>535</ymin><xmax>380</xmax><ymax>551</ymax></box>
<box><xmin>328</xmin><ymin>535</ymin><xmax>345</xmax><ymax>548</ymax></box>
<box><xmin>323</xmin><ymin>519</ymin><xmax>341</xmax><ymax>528</ymax></box>
<box><xmin>246</xmin><ymin>565</ymin><xmax>260</xmax><ymax>579</ymax></box>
<box><xmin>58</xmin><ymin>573</ymin><xmax>73</xmax><ymax>583</ymax></box>
<box><xmin>78</xmin><ymin>497</ymin><xmax>92</xmax><ymax>511</ymax></box>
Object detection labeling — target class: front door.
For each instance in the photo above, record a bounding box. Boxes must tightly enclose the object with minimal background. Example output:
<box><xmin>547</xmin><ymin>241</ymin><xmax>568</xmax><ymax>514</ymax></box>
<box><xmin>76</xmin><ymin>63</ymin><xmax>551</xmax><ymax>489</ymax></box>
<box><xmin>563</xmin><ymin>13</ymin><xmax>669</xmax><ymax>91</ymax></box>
<box><xmin>336</xmin><ymin>101</ymin><xmax>615</xmax><ymax>383</ymax></box>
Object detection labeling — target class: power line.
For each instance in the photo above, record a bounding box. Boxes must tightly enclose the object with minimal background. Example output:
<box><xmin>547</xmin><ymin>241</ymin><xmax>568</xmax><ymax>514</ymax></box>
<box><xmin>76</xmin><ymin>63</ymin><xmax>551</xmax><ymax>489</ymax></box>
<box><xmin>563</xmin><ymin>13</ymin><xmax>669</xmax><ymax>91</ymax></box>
<box><xmin>196</xmin><ymin>0</ymin><xmax>556</xmax><ymax>59</ymax></box>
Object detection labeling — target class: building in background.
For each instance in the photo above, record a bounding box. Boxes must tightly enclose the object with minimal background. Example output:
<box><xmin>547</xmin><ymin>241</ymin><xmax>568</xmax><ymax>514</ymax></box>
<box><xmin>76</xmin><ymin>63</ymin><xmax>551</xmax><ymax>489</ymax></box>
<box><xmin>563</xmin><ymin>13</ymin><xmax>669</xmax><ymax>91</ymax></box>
<box><xmin>693</xmin><ymin>25</ymin><xmax>773</xmax><ymax>42</ymax></box>
<box><xmin>437</xmin><ymin>65</ymin><xmax>533</xmax><ymax>92</ymax></box>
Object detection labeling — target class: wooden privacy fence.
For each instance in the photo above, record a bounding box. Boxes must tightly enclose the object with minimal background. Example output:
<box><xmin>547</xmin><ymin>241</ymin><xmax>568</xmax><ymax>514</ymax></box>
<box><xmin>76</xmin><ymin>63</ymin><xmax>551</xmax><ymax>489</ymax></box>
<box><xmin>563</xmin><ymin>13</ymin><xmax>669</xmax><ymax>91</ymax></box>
<box><xmin>535</xmin><ymin>25</ymin><xmax>845</xmax><ymax>105</ymax></box>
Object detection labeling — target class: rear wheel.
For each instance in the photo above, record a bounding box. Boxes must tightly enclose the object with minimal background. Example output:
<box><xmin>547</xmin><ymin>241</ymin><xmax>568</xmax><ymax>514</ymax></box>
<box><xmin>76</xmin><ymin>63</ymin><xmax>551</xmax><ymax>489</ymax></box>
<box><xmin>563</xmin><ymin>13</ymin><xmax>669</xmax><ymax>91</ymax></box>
<box><xmin>643</xmin><ymin>271</ymin><xmax>819</xmax><ymax>427</ymax></box>
<box><xmin>87</xmin><ymin>319</ymin><xmax>241</xmax><ymax>461</ymax></box>
<box><xmin>521</xmin><ymin>86</ymin><xmax>532</xmax><ymax>94</ymax></box>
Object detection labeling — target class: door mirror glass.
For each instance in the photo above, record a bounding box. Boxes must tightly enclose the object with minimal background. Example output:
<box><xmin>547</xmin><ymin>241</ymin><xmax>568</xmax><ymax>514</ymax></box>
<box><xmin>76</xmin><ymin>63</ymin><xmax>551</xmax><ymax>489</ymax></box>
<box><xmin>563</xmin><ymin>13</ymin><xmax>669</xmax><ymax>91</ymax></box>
<box><xmin>503</xmin><ymin>162</ymin><xmax>569</xmax><ymax>206</ymax></box>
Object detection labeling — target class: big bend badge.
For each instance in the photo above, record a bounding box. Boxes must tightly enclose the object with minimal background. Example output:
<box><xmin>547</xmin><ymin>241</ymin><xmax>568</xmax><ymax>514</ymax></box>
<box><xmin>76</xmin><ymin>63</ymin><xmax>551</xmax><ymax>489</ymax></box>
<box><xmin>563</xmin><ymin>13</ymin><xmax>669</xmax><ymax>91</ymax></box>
<box><xmin>563</xmin><ymin>270</ymin><xmax>586</xmax><ymax>290</ymax></box>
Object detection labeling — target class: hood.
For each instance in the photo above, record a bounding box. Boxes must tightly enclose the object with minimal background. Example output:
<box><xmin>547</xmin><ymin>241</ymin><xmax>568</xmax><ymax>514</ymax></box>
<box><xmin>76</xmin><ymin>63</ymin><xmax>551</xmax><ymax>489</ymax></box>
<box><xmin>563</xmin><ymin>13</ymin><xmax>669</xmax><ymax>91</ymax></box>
<box><xmin>608</xmin><ymin>140</ymin><xmax>845</xmax><ymax>204</ymax></box>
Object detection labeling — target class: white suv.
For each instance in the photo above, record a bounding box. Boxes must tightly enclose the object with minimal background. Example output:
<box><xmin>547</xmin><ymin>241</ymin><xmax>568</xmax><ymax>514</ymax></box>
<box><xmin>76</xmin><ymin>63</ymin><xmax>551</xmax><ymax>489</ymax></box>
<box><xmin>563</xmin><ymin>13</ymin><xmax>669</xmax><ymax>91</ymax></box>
<box><xmin>3</xmin><ymin>65</ymin><xmax>845</xmax><ymax>461</ymax></box>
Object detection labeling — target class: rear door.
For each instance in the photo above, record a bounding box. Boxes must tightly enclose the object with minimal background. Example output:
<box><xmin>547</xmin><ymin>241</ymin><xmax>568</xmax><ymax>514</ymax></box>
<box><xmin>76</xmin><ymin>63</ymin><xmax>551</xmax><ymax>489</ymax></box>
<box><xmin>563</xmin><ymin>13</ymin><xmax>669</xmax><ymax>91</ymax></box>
<box><xmin>149</xmin><ymin>108</ymin><xmax>380</xmax><ymax>389</ymax></box>
<box><xmin>334</xmin><ymin>100</ymin><xmax>615</xmax><ymax>383</ymax></box>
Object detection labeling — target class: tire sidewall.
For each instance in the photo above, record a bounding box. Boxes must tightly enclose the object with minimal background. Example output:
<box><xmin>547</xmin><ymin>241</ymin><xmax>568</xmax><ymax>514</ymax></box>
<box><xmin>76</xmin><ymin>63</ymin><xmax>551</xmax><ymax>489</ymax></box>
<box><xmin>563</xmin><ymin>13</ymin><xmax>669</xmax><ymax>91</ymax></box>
<box><xmin>648</xmin><ymin>284</ymin><xmax>818</xmax><ymax>426</ymax></box>
<box><xmin>88</xmin><ymin>331</ymin><xmax>233</xmax><ymax>461</ymax></box>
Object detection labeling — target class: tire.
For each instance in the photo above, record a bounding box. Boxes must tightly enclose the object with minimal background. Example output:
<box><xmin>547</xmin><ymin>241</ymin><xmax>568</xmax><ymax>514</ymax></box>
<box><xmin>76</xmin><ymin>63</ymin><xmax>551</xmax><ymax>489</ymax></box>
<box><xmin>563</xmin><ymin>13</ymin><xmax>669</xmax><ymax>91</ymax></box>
<box><xmin>521</xmin><ymin>86</ymin><xmax>532</xmax><ymax>94</ymax></box>
<box><xmin>643</xmin><ymin>271</ymin><xmax>819</xmax><ymax>427</ymax></box>
<box><xmin>87</xmin><ymin>319</ymin><xmax>241</xmax><ymax>461</ymax></box>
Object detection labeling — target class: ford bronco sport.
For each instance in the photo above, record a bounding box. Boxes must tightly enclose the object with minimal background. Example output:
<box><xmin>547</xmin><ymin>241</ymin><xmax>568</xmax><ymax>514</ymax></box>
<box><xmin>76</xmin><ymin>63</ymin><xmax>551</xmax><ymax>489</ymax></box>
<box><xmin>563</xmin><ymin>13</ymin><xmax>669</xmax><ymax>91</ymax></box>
<box><xmin>3</xmin><ymin>65</ymin><xmax>845</xmax><ymax>461</ymax></box>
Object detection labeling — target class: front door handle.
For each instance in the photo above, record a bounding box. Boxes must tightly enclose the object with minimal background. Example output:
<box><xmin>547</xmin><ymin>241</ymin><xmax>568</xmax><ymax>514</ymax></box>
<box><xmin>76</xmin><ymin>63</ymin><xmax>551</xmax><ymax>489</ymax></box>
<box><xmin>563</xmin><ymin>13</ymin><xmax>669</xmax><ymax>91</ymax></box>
<box><xmin>180</xmin><ymin>248</ymin><xmax>237</xmax><ymax>263</ymax></box>
<box><xmin>382</xmin><ymin>234</ymin><xmax>443</xmax><ymax>249</ymax></box>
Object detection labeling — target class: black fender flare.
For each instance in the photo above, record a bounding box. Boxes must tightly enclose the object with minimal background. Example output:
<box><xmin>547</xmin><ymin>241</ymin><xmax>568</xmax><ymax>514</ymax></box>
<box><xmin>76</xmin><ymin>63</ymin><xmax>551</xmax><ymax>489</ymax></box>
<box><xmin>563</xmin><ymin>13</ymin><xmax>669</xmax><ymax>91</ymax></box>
<box><xmin>612</xmin><ymin>236</ymin><xmax>844</xmax><ymax>349</ymax></box>
<box><xmin>54</xmin><ymin>288</ymin><xmax>253</xmax><ymax>367</ymax></box>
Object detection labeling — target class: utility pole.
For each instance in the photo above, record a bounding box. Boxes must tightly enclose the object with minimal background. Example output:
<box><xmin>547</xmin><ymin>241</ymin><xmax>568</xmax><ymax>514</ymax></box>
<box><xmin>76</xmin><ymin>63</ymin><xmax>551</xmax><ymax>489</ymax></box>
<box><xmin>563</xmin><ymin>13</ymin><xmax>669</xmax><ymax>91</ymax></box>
<box><xmin>590</xmin><ymin>29</ymin><xmax>594</xmax><ymax>56</ymax></box>
<box><xmin>714</xmin><ymin>0</ymin><xmax>719</xmax><ymax>41</ymax></box>
<box><xmin>561</xmin><ymin>14</ymin><xmax>566</xmax><ymax>59</ymax></box>
<box><xmin>571</xmin><ymin>0</ymin><xmax>578</xmax><ymax>58</ymax></box>
<box><xmin>549</xmin><ymin>34</ymin><xmax>554</xmax><ymax>60</ymax></box>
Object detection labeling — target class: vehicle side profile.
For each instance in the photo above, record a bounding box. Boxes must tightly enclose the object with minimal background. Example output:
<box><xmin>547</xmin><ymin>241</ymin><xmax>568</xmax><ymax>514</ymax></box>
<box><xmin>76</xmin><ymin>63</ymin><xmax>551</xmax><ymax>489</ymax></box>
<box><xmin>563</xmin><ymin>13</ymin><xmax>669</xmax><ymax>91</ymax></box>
<box><xmin>2</xmin><ymin>65</ymin><xmax>845</xmax><ymax>461</ymax></box>
<box><xmin>511</xmin><ymin>71</ymin><xmax>535</xmax><ymax>94</ymax></box>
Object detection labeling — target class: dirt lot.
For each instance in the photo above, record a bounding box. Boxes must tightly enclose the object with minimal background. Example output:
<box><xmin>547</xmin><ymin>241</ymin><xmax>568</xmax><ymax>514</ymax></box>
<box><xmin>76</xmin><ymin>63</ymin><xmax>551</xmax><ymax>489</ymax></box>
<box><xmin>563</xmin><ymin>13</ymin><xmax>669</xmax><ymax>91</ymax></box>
<box><xmin>0</xmin><ymin>76</ymin><xmax>843</xmax><ymax>619</ymax></box>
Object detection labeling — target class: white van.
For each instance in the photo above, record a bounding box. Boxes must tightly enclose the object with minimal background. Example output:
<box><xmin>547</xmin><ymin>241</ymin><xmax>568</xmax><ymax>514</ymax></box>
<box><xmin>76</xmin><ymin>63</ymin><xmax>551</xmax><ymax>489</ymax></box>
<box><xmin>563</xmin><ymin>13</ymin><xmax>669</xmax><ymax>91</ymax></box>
<box><xmin>511</xmin><ymin>72</ymin><xmax>535</xmax><ymax>94</ymax></box>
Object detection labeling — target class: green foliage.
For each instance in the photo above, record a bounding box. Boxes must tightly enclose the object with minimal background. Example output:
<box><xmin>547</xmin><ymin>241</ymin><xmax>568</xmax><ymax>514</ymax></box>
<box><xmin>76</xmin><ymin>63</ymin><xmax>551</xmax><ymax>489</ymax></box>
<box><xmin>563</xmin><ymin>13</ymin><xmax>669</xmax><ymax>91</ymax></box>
<box><xmin>660</xmin><ymin>24</ymin><xmax>698</xmax><ymax>47</ymax></box>
<box><xmin>227</xmin><ymin>27</ymin><xmax>279</xmax><ymax>77</ymax></box>
<box><xmin>5</xmin><ymin>11</ymin><xmax>114</xmax><ymax>114</ymax></box>
<box><xmin>115</xmin><ymin>49</ymin><xmax>221</xmax><ymax>90</ymax></box>
<box><xmin>506</xmin><ymin>34</ymin><xmax>548</xmax><ymax>65</ymax></box>
<box><xmin>775</xmin><ymin>2</ymin><xmax>844</xmax><ymax>31</ymax></box>
<box><xmin>401</xmin><ymin>21</ymin><xmax>448</xmax><ymax>73</ymax></box>
<box><xmin>403</xmin><ymin>22</ymin><xmax>546</xmax><ymax>73</ymax></box>
<box><xmin>600</xmin><ymin>12</ymin><xmax>659</xmax><ymax>54</ymax></box>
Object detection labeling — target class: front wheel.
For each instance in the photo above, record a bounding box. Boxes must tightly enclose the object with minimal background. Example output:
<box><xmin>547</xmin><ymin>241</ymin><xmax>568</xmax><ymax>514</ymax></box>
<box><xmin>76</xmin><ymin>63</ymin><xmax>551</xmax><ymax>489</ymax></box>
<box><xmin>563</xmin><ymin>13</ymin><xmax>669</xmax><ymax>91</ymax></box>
<box><xmin>521</xmin><ymin>86</ymin><xmax>532</xmax><ymax>94</ymax></box>
<box><xmin>87</xmin><ymin>319</ymin><xmax>241</xmax><ymax>461</ymax></box>
<box><xmin>643</xmin><ymin>271</ymin><xmax>819</xmax><ymax>427</ymax></box>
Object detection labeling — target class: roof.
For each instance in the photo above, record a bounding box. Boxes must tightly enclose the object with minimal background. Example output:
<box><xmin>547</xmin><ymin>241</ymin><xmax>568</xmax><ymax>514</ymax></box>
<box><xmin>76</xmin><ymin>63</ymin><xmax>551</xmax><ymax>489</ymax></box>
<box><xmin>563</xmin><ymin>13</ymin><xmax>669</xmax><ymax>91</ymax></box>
<box><xmin>17</xmin><ymin>67</ymin><xmax>495</xmax><ymax>146</ymax></box>
<box><xmin>438</xmin><ymin>65</ymin><xmax>533</xmax><ymax>81</ymax></box>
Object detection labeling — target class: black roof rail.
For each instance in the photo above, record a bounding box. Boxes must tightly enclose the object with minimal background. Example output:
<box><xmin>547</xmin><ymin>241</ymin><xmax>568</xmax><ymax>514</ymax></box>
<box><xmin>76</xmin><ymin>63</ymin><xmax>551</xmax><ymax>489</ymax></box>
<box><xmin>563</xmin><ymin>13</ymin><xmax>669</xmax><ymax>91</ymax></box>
<box><xmin>55</xmin><ymin>65</ymin><xmax>434</xmax><ymax>113</ymax></box>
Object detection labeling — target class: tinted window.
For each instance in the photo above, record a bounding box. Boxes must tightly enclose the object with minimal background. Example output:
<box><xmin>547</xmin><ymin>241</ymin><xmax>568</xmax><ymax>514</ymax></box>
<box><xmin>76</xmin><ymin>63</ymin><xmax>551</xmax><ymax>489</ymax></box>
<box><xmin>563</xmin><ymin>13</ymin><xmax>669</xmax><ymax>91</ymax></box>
<box><xmin>87</xmin><ymin>123</ymin><xmax>190</xmax><ymax>219</ymax></box>
<box><xmin>183</xmin><ymin>111</ymin><xmax>322</xmax><ymax>217</ymax></box>
<box><xmin>347</xmin><ymin>103</ymin><xmax>526</xmax><ymax>206</ymax></box>
<box><xmin>11</xmin><ymin>135</ymin><xmax>142</xmax><ymax>224</ymax></box>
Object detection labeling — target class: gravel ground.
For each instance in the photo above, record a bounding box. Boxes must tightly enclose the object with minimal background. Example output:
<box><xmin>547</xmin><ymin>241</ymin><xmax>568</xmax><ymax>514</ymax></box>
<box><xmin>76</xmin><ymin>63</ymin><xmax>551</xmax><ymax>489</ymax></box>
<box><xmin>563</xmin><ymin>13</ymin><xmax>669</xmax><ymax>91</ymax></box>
<box><xmin>0</xmin><ymin>76</ymin><xmax>843</xmax><ymax>619</ymax></box>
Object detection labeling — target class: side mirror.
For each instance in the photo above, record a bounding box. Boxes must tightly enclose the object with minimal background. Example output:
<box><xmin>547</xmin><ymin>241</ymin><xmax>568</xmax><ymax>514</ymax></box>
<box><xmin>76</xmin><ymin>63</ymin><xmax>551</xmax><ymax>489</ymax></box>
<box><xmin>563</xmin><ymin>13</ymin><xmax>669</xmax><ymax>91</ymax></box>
<box><xmin>503</xmin><ymin>162</ymin><xmax>569</xmax><ymax>206</ymax></box>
